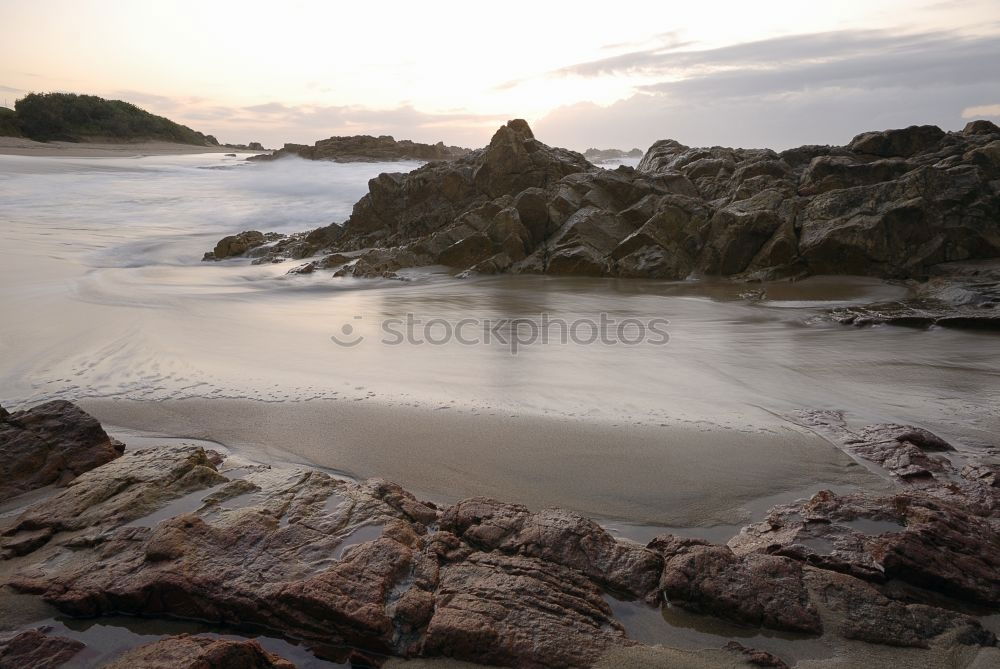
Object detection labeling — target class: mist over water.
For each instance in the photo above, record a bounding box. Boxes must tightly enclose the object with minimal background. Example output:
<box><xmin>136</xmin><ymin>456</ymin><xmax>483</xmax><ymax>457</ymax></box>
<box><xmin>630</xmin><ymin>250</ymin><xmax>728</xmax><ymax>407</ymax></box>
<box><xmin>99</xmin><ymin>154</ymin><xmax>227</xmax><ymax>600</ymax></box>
<box><xmin>1</xmin><ymin>151</ymin><xmax>999</xmax><ymax>454</ymax></box>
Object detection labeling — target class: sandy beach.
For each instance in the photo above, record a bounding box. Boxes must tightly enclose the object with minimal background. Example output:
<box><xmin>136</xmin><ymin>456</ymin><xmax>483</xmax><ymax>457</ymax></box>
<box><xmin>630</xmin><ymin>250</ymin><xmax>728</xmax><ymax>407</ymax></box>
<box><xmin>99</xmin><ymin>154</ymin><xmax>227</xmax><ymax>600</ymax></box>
<box><xmin>82</xmin><ymin>397</ymin><xmax>888</xmax><ymax>528</ymax></box>
<box><xmin>0</xmin><ymin>136</ymin><xmax>258</xmax><ymax>157</ymax></box>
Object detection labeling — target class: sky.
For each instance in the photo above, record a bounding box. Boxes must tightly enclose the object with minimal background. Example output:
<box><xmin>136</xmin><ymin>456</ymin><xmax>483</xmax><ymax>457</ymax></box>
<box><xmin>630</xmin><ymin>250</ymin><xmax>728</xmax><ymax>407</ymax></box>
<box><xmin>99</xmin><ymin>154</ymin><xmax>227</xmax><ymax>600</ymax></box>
<box><xmin>1</xmin><ymin>0</ymin><xmax>999</xmax><ymax>150</ymax></box>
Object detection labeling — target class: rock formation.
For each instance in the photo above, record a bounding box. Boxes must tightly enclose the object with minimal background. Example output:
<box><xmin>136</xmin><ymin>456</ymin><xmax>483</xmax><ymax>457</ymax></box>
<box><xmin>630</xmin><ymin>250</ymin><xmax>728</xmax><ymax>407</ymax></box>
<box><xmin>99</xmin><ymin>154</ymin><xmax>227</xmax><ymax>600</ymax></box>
<box><xmin>248</xmin><ymin>135</ymin><xmax>470</xmax><ymax>163</ymax></box>
<box><xmin>102</xmin><ymin>635</ymin><xmax>296</xmax><ymax>669</ymax></box>
<box><xmin>207</xmin><ymin>119</ymin><xmax>1000</xmax><ymax>285</ymax></box>
<box><xmin>2</xmin><ymin>402</ymin><xmax>998</xmax><ymax>666</ymax></box>
<box><xmin>0</xmin><ymin>400</ymin><xmax>123</xmax><ymax>502</ymax></box>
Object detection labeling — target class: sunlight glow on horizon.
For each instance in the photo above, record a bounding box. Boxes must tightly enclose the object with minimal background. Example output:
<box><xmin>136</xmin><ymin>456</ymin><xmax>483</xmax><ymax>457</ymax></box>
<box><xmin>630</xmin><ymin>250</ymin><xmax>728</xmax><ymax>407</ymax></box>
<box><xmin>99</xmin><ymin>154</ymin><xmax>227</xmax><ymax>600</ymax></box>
<box><xmin>2</xmin><ymin>0</ymin><xmax>999</xmax><ymax>149</ymax></box>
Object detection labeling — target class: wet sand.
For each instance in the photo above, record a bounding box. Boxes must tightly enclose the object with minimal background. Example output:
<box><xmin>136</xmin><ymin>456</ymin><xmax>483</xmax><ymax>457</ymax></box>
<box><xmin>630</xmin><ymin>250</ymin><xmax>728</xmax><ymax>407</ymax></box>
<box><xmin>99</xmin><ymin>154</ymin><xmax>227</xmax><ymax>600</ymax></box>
<box><xmin>82</xmin><ymin>397</ymin><xmax>887</xmax><ymax>527</ymax></box>
<box><xmin>0</xmin><ymin>136</ymin><xmax>257</xmax><ymax>157</ymax></box>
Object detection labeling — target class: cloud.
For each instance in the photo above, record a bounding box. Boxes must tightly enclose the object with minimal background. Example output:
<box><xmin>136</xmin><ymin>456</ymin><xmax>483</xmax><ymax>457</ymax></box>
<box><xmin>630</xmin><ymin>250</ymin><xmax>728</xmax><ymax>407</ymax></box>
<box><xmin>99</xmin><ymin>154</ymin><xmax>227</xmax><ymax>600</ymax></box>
<box><xmin>534</xmin><ymin>26</ymin><xmax>1000</xmax><ymax>151</ymax></box>
<box><xmin>243</xmin><ymin>102</ymin><xmax>290</xmax><ymax>114</ymax></box>
<box><xmin>165</xmin><ymin>101</ymin><xmax>511</xmax><ymax>147</ymax></box>
<box><xmin>599</xmin><ymin>30</ymin><xmax>690</xmax><ymax>53</ymax></box>
<box><xmin>963</xmin><ymin>103</ymin><xmax>1000</xmax><ymax>118</ymax></box>
<box><xmin>555</xmin><ymin>28</ymin><xmax>999</xmax><ymax>83</ymax></box>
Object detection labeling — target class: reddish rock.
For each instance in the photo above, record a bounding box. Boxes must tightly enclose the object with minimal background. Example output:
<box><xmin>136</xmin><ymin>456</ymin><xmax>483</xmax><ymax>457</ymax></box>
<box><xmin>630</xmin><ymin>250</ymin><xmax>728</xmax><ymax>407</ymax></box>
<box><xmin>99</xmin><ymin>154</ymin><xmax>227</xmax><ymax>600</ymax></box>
<box><xmin>729</xmin><ymin>489</ymin><xmax>1000</xmax><ymax>607</ymax></box>
<box><xmin>648</xmin><ymin>535</ymin><xmax>821</xmax><ymax>634</ymax></box>
<box><xmin>0</xmin><ymin>627</ymin><xmax>85</xmax><ymax>669</ymax></box>
<box><xmin>441</xmin><ymin>497</ymin><xmax>662</xmax><ymax>599</ymax></box>
<box><xmin>422</xmin><ymin>551</ymin><xmax>629</xmax><ymax>668</ymax></box>
<box><xmin>101</xmin><ymin>634</ymin><xmax>295</xmax><ymax>669</ymax></box>
<box><xmin>806</xmin><ymin>569</ymin><xmax>995</xmax><ymax>648</ymax></box>
<box><xmin>1</xmin><ymin>445</ymin><xmax>224</xmax><ymax>557</ymax></box>
<box><xmin>723</xmin><ymin>642</ymin><xmax>789</xmax><ymax>668</ymax></box>
<box><xmin>0</xmin><ymin>400</ymin><xmax>123</xmax><ymax>501</ymax></box>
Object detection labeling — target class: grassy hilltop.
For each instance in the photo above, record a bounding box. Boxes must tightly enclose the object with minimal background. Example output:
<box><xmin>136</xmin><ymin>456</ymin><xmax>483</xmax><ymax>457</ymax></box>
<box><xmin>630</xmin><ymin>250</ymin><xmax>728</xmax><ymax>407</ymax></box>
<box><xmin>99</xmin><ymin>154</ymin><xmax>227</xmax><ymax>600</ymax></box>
<box><xmin>0</xmin><ymin>92</ymin><xmax>217</xmax><ymax>145</ymax></box>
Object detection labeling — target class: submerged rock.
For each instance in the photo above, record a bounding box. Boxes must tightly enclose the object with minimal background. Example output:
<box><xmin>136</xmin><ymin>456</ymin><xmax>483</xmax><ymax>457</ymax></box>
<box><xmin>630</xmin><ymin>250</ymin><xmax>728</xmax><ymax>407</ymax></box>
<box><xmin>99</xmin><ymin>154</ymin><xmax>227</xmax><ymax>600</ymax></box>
<box><xmin>102</xmin><ymin>634</ymin><xmax>295</xmax><ymax>669</ymax></box>
<box><xmin>824</xmin><ymin>259</ymin><xmax>1000</xmax><ymax>329</ymax></box>
<box><xmin>0</xmin><ymin>627</ymin><xmax>85</xmax><ymax>669</ymax></box>
<box><xmin>0</xmin><ymin>400</ymin><xmax>123</xmax><ymax>502</ymax></box>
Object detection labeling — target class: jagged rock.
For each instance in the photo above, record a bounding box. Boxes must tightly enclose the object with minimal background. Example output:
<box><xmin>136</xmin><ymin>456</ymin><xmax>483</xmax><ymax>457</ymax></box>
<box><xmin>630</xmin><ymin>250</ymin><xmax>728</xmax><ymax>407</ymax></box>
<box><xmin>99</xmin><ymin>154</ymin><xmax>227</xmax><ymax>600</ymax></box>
<box><xmin>799</xmin><ymin>156</ymin><xmax>912</xmax><ymax>195</ymax></box>
<box><xmin>0</xmin><ymin>627</ymin><xmax>85</xmax><ymax>669</ymax></box>
<box><xmin>647</xmin><ymin>535</ymin><xmax>821</xmax><ymax>634</ymax></box>
<box><xmin>0</xmin><ymin>400</ymin><xmax>123</xmax><ymax>502</ymax></box>
<box><xmin>789</xmin><ymin>410</ymin><xmax>1000</xmax><ymax>515</ymax></box>
<box><xmin>317</xmin><ymin>253</ymin><xmax>351</xmax><ymax>268</ymax></box>
<box><xmin>5</xmin><ymin>409</ymin><xmax>999</xmax><ymax>665</ymax></box>
<box><xmin>441</xmin><ymin>497</ymin><xmax>663</xmax><ymax>599</ymax></box>
<box><xmin>249</xmin><ymin>135</ymin><xmax>469</xmax><ymax>163</ymax></box>
<box><xmin>286</xmin><ymin>261</ymin><xmax>316</xmax><ymax>275</ymax></box>
<box><xmin>0</xmin><ymin>445</ymin><xmax>223</xmax><ymax>556</ymax></box>
<box><xmin>805</xmin><ymin>568</ymin><xmax>994</xmax><ymax>648</ymax></box>
<box><xmin>5</xmin><ymin>449</ymin><xmax>638</xmax><ymax>666</ymax></box>
<box><xmin>848</xmin><ymin>125</ymin><xmax>946</xmax><ymax>157</ymax></box>
<box><xmin>102</xmin><ymin>634</ymin><xmax>296</xmax><ymax>669</ymax></box>
<box><xmin>422</xmin><ymin>551</ymin><xmax>630</xmax><ymax>667</ymax></box>
<box><xmin>206</xmin><ymin>119</ymin><xmax>1000</xmax><ymax>285</ymax></box>
<box><xmin>729</xmin><ymin>489</ymin><xmax>1000</xmax><ymax>607</ymax></box>
<box><xmin>203</xmin><ymin>230</ymin><xmax>270</xmax><ymax>260</ymax></box>
<box><xmin>963</xmin><ymin>120</ymin><xmax>1000</xmax><ymax>136</ymax></box>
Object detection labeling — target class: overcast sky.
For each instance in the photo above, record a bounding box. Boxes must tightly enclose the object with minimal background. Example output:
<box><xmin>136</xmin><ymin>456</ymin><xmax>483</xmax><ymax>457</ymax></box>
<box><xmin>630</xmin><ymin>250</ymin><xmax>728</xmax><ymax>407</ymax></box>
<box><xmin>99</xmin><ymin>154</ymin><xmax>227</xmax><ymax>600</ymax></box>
<box><xmin>1</xmin><ymin>0</ymin><xmax>999</xmax><ymax>150</ymax></box>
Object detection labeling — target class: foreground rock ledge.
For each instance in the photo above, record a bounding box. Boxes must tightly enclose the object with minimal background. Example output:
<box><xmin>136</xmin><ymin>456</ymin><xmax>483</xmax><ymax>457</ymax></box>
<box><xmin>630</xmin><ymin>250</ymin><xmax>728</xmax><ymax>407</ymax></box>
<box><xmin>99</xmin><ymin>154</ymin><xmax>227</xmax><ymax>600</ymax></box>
<box><xmin>206</xmin><ymin>119</ymin><xmax>1000</xmax><ymax>286</ymax></box>
<box><xmin>1</xmin><ymin>402</ymin><xmax>998</xmax><ymax>667</ymax></box>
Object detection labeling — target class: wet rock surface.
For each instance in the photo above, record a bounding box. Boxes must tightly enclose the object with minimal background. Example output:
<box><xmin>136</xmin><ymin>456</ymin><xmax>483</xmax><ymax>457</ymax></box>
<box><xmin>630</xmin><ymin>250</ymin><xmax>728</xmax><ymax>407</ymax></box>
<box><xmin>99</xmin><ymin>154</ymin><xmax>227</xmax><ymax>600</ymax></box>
<box><xmin>0</xmin><ymin>400</ymin><xmax>123</xmax><ymax>502</ymax></box>
<box><xmin>647</xmin><ymin>535</ymin><xmax>821</xmax><ymax>634</ymax></box>
<box><xmin>208</xmin><ymin>119</ymin><xmax>1000</xmax><ymax>286</ymax></box>
<box><xmin>822</xmin><ymin>259</ymin><xmax>1000</xmax><ymax>329</ymax></box>
<box><xmin>1</xmin><ymin>409</ymin><xmax>999</xmax><ymax>667</ymax></box>
<box><xmin>0</xmin><ymin>626</ymin><xmax>85</xmax><ymax>669</ymax></box>
<box><xmin>101</xmin><ymin>634</ymin><xmax>296</xmax><ymax>669</ymax></box>
<box><xmin>248</xmin><ymin>135</ymin><xmax>470</xmax><ymax>163</ymax></box>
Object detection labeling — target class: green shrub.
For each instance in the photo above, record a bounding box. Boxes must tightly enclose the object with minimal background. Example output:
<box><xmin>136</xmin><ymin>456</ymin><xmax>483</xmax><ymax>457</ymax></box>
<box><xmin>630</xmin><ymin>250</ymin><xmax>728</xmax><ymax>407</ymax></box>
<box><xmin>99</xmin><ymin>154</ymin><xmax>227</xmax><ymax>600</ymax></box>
<box><xmin>0</xmin><ymin>107</ymin><xmax>21</xmax><ymax>137</ymax></box>
<box><xmin>13</xmin><ymin>92</ymin><xmax>215</xmax><ymax>145</ymax></box>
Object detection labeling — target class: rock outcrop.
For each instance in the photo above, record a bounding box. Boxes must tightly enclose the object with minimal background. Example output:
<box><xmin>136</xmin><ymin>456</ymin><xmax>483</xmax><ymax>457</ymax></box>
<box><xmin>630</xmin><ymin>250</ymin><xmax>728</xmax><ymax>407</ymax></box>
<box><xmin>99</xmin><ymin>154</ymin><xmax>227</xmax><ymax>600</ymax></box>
<box><xmin>208</xmin><ymin>119</ymin><xmax>1000</xmax><ymax>285</ymax></box>
<box><xmin>0</xmin><ymin>400</ymin><xmax>123</xmax><ymax>502</ymax></box>
<box><xmin>248</xmin><ymin>135</ymin><xmax>470</xmax><ymax>163</ymax></box>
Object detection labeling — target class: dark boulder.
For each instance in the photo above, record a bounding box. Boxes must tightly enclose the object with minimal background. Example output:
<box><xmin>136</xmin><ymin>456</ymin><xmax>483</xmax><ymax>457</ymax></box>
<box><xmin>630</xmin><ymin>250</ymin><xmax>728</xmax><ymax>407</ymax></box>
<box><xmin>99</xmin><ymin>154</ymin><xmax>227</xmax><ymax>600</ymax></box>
<box><xmin>0</xmin><ymin>400</ymin><xmax>123</xmax><ymax>501</ymax></box>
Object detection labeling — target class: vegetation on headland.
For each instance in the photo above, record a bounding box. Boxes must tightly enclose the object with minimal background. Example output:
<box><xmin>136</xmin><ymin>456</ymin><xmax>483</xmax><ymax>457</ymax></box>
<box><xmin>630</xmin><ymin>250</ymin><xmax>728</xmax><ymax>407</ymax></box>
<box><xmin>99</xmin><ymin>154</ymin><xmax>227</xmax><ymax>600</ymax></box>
<box><xmin>0</xmin><ymin>92</ymin><xmax>218</xmax><ymax>145</ymax></box>
<box><xmin>0</xmin><ymin>106</ymin><xmax>20</xmax><ymax>137</ymax></box>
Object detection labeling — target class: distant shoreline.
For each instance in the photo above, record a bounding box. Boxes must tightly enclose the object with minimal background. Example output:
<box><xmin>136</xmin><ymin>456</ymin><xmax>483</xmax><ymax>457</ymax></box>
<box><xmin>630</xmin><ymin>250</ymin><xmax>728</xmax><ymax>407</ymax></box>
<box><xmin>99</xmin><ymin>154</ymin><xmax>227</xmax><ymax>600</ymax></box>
<box><xmin>0</xmin><ymin>136</ymin><xmax>260</xmax><ymax>158</ymax></box>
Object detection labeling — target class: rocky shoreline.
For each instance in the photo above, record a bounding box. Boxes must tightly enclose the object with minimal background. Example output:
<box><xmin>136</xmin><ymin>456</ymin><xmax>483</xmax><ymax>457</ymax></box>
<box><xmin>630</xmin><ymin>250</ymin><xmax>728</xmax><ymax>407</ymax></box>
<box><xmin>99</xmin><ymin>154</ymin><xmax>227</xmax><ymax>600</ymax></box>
<box><xmin>247</xmin><ymin>135</ymin><xmax>470</xmax><ymax>164</ymax></box>
<box><xmin>206</xmin><ymin>120</ymin><xmax>1000</xmax><ymax>294</ymax></box>
<box><xmin>203</xmin><ymin>120</ymin><xmax>1000</xmax><ymax>327</ymax></box>
<box><xmin>1</xmin><ymin>400</ymin><xmax>998</xmax><ymax>667</ymax></box>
